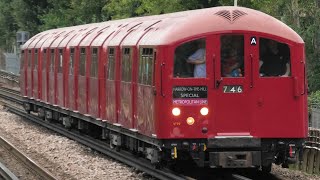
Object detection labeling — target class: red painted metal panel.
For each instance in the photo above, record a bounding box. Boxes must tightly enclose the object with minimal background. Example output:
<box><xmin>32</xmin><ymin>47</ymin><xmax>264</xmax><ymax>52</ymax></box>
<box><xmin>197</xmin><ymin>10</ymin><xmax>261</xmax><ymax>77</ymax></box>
<box><xmin>67</xmin><ymin>75</ymin><xmax>75</xmax><ymax>110</ymax></box>
<box><xmin>32</xmin><ymin>69</ymin><xmax>38</xmax><ymax>99</ymax></box>
<box><xmin>48</xmin><ymin>72</ymin><xmax>55</xmax><ymax>104</ymax></box>
<box><xmin>57</xmin><ymin>73</ymin><xmax>64</xmax><ymax>107</ymax></box>
<box><xmin>78</xmin><ymin>76</ymin><xmax>86</xmax><ymax>114</ymax></box>
<box><xmin>88</xmin><ymin>78</ymin><xmax>99</xmax><ymax>118</ymax></box>
<box><xmin>106</xmin><ymin>80</ymin><xmax>116</xmax><ymax>123</ymax></box>
<box><xmin>27</xmin><ymin>67</ymin><xmax>32</xmax><ymax>97</ymax></box>
<box><xmin>136</xmin><ymin>85</ymin><xmax>155</xmax><ymax>136</ymax></box>
<box><xmin>41</xmin><ymin>70</ymin><xmax>47</xmax><ymax>102</ymax></box>
<box><xmin>119</xmin><ymin>82</ymin><xmax>132</xmax><ymax>129</ymax></box>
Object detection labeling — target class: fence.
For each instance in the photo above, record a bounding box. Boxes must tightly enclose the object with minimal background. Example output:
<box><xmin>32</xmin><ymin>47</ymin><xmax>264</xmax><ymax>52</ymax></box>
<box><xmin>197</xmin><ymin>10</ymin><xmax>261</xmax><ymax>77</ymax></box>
<box><xmin>292</xmin><ymin>128</ymin><xmax>320</xmax><ymax>174</ymax></box>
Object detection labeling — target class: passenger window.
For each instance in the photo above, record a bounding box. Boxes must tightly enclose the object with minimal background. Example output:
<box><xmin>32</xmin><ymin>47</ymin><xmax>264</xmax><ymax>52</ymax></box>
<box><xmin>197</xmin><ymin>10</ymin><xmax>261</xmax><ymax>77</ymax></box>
<box><xmin>121</xmin><ymin>48</ymin><xmax>132</xmax><ymax>82</ymax></box>
<box><xmin>50</xmin><ymin>49</ymin><xmax>55</xmax><ymax>72</ymax></box>
<box><xmin>58</xmin><ymin>49</ymin><xmax>63</xmax><ymax>73</ymax></box>
<box><xmin>107</xmin><ymin>48</ymin><xmax>115</xmax><ymax>80</ymax></box>
<box><xmin>221</xmin><ymin>35</ymin><xmax>244</xmax><ymax>77</ymax></box>
<box><xmin>28</xmin><ymin>50</ymin><xmax>31</xmax><ymax>68</ymax></box>
<box><xmin>139</xmin><ymin>48</ymin><xmax>154</xmax><ymax>85</ymax></box>
<box><xmin>174</xmin><ymin>38</ymin><xmax>206</xmax><ymax>78</ymax></box>
<box><xmin>79</xmin><ymin>48</ymin><xmax>86</xmax><ymax>76</ymax></box>
<box><xmin>42</xmin><ymin>49</ymin><xmax>47</xmax><ymax>71</ymax></box>
<box><xmin>90</xmin><ymin>48</ymin><xmax>98</xmax><ymax>78</ymax></box>
<box><xmin>34</xmin><ymin>49</ymin><xmax>38</xmax><ymax>70</ymax></box>
<box><xmin>69</xmin><ymin>48</ymin><xmax>74</xmax><ymax>75</ymax></box>
<box><xmin>259</xmin><ymin>38</ymin><xmax>291</xmax><ymax>77</ymax></box>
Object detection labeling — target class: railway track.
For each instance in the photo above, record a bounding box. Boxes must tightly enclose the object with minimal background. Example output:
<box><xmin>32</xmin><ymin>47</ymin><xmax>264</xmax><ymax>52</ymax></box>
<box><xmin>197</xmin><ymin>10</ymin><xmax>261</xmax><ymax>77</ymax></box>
<box><xmin>0</xmin><ymin>86</ymin><xmax>286</xmax><ymax>180</ymax></box>
<box><xmin>0</xmin><ymin>135</ymin><xmax>57</xmax><ymax>180</ymax></box>
<box><xmin>0</xmin><ymin>86</ymin><xmax>189</xmax><ymax>180</ymax></box>
<box><xmin>0</xmin><ymin>86</ymin><xmax>22</xmax><ymax>105</ymax></box>
<box><xmin>0</xmin><ymin>85</ymin><xmax>293</xmax><ymax>180</ymax></box>
<box><xmin>0</xmin><ymin>161</ymin><xmax>19</xmax><ymax>180</ymax></box>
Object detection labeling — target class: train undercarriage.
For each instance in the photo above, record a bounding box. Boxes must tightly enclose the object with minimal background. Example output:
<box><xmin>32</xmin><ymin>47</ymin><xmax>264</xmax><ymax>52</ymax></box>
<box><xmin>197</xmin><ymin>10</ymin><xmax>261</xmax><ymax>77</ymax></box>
<box><xmin>23</xmin><ymin>98</ymin><xmax>304</xmax><ymax>172</ymax></box>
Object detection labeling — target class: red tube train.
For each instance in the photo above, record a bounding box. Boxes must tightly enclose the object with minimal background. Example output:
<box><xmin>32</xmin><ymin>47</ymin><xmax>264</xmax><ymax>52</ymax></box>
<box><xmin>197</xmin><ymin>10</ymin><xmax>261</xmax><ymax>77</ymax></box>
<box><xmin>20</xmin><ymin>6</ymin><xmax>307</xmax><ymax>172</ymax></box>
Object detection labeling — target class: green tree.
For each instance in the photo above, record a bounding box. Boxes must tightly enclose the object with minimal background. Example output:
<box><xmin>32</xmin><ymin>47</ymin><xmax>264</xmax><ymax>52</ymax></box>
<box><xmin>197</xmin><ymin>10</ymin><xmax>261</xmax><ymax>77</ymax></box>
<box><xmin>103</xmin><ymin>0</ymin><xmax>220</xmax><ymax>19</ymax></box>
<box><xmin>0</xmin><ymin>0</ymin><xmax>18</xmax><ymax>51</ymax></box>
<box><xmin>11</xmin><ymin>0</ymin><xmax>49</xmax><ymax>35</ymax></box>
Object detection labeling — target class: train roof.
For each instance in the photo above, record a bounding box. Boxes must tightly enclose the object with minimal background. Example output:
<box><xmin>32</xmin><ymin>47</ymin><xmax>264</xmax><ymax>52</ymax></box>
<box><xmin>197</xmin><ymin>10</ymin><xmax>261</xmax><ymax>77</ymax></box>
<box><xmin>23</xmin><ymin>6</ymin><xmax>304</xmax><ymax>49</ymax></box>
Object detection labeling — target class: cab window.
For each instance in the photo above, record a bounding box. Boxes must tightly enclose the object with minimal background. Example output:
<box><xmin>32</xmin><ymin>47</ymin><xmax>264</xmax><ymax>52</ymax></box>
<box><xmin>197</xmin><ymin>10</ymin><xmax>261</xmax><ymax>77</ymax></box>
<box><xmin>220</xmin><ymin>35</ymin><xmax>244</xmax><ymax>77</ymax></box>
<box><xmin>174</xmin><ymin>38</ymin><xmax>206</xmax><ymax>78</ymax></box>
<box><xmin>259</xmin><ymin>38</ymin><xmax>291</xmax><ymax>77</ymax></box>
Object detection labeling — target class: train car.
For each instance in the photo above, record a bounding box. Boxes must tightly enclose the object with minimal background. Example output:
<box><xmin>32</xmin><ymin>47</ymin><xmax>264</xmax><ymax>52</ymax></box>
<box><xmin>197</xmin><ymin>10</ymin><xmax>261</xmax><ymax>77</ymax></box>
<box><xmin>21</xmin><ymin>6</ymin><xmax>307</xmax><ymax>172</ymax></box>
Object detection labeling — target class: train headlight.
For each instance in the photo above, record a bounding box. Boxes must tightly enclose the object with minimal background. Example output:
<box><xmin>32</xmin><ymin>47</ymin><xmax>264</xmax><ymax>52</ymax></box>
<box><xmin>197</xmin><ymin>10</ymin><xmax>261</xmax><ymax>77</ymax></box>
<box><xmin>200</xmin><ymin>107</ymin><xmax>209</xmax><ymax>116</ymax></box>
<box><xmin>186</xmin><ymin>117</ymin><xmax>195</xmax><ymax>125</ymax></box>
<box><xmin>172</xmin><ymin>108</ymin><xmax>181</xmax><ymax>116</ymax></box>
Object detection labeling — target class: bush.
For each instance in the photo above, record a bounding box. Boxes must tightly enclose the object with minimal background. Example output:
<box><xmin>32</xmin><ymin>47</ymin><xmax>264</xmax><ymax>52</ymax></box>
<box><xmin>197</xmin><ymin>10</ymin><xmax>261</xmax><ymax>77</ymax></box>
<box><xmin>308</xmin><ymin>90</ymin><xmax>320</xmax><ymax>109</ymax></box>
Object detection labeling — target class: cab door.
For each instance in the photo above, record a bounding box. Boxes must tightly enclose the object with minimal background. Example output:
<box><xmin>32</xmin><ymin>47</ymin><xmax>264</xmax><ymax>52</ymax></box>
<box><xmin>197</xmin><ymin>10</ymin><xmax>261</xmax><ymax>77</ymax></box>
<box><xmin>212</xmin><ymin>34</ymin><xmax>252</xmax><ymax>136</ymax></box>
<box><xmin>251</xmin><ymin>37</ymin><xmax>306</xmax><ymax>137</ymax></box>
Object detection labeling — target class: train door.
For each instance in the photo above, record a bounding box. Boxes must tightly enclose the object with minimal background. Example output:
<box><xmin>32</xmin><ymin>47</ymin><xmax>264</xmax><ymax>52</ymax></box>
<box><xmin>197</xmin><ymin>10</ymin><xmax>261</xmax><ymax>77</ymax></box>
<box><xmin>57</xmin><ymin>49</ymin><xmax>64</xmax><ymax>107</ymax></box>
<box><xmin>20</xmin><ymin>50</ymin><xmax>26</xmax><ymax>96</ymax></box>
<box><xmin>88</xmin><ymin>47</ymin><xmax>99</xmax><ymax>118</ymax></box>
<box><xmin>251</xmin><ymin>37</ymin><xmax>304</xmax><ymax>137</ymax></box>
<box><xmin>78</xmin><ymin>47</ymin><xmax>87</xmax><ymax>114</ymax></box>
<box><xmin>211</xmin><ymin>34</ymin><xmax>252</xmax><ymax>136</ymax></box>
<box><xmin>106</xmin><ymin>47</ymin><xmax>117</xmax><ymax>123</ymax></box>
<box><xmin>41</xmin><ymin>49</ymin><xmax>47</xmax><ymax>102</ymax></box>
<box><xmin>67</xmin><ymin>48</ymin><xmax>75</xmax><ymax>110</ymax></box>
<box><xmin>32</xmin><ymin>49</ymin><xmax>39</xmax><ymax>99</ymax></box>
<box><xmin>118</xmin><ymin>47</ymin><xmax>133</xmax><ymax>129</ymax></box>
<box><xmin>135</xmin><ymin>47</ymin><xmax>156</xmax><ymax>136</ymax></box>
<box><xmin>27</xmin><ymin>49</ymin><xmax>32</xmax><ymax>97</ymax></box>
<box><xmin>48</xmin><ymin>49</ymin><xmax>55</xmax><ymax>104</ymax></box>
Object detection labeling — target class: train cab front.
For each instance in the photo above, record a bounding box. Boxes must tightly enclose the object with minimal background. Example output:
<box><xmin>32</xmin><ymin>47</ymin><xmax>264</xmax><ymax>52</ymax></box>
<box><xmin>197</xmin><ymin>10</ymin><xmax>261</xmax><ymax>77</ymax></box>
<box><xmin>157</xmin><ymin>34</ymin><xmax>306</xmax><ymax>171</ymax></box>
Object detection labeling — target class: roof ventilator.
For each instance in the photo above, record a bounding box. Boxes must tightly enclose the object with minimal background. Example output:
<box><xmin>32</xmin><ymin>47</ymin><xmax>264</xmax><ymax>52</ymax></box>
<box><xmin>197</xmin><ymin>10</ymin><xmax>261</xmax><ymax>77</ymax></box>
<box><xmin>215</xmin><ymin>10</ymin><xmax>247</xmax><ymax>23</ymax></box>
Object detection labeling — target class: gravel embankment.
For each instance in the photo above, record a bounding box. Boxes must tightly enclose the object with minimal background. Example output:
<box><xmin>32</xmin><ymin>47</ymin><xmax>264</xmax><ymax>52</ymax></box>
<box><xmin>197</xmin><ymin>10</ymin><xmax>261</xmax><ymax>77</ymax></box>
<box><xmin>0</xmin><ymin>103</ymin><xmax>320</xmax><ymax>180</ymax></box>
<box><xmin>272</xmin><ymin>164</ymin><xmax>320</xmax><ymax>180</ymax></box>
<box><xmin>0</xmin><ymin>105</ymin><xmax>153</xmax><ymax>180</ymax></box>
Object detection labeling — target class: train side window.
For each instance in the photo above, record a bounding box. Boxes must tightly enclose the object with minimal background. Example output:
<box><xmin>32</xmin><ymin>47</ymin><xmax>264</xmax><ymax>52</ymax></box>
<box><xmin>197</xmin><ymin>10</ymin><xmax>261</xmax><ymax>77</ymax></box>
<box><xmin>79</xmin><ymin>48</ymin><xmax>86</xmax><ymax>76</ymax></box>
<box><xmin>174</xmin><ymin>38</ymin><xmax>206</xmax><ymax>78</ymax></box>
<box><xmin>50</xmin><ymin>49</ymin><xmax>55</xmax><ymax>72</ymax></box>
<box><xmin>107</xmin><ymin>48</ymin><xmax>115</xmax><ymax>80</ymax></box>
<box><xmin>121</xmin><ymin>48</ymin><xmax>132</xmax><ymax>82</ymax></box>
<box><xmin>90</xmin><ymin>48</ymin><xmax>98</xmax><ymax>78</ymax></box>
<box><xmin>20</xmin><ymin>50</ymin><xmax>25</xmax><ymax>70</ymax></box>
<box><xmin>34</xmin><ymin>49</ymin><xmax>38</xmax><ymax>70</ymax></box>
<box><xmin>28</xmin><ymin>50</ymin><xmax>32</xmax><ymax>68</ymax></box>
<box><xmin>58</xmin><ymin>49</ymin><xmax>63</xmax><ymax>73</ymax></box>
<box><xmin>221</xmin><ymin>35</ymin><xmax>244</xmax><ymax>77</ymax></box>
<box><xmin>259</xmin><ymin>38</ymin><xmax>291</xmax><ymax>77</ymax></box>
<box><xmin>42</xmin><ymin>49</ymin><xmax>47</xmax><ymax>71</ymax></box>
<box><xmin>69</xmin><ymin>48</ymin><xmax>74</xmax><ymax>75</ymax></box>
<box><xmin>139</xmin><ymin>48</ymin><xmax>154</xmax><ymax>85</ymax></box>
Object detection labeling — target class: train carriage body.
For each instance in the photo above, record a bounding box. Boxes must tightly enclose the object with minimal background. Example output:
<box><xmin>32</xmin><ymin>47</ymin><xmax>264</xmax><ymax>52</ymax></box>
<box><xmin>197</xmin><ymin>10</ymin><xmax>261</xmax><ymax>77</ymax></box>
<box><xmin>21</xmin><ymin>6</ymin><xmax>307</xmax><ymax>170</ymax></box>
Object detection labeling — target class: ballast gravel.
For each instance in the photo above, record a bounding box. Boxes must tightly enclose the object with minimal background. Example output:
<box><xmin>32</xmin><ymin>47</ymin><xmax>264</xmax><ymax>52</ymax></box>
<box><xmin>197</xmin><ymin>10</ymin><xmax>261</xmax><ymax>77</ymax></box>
<box><xmin>0</xmin><ymin>105</ymin><xmax>153</xmax><ymax>180</ymax></box>
<box><xmin>0</xmin><ymin>103</ymin><xmax>320</xmax><ymax>180</ymax></box>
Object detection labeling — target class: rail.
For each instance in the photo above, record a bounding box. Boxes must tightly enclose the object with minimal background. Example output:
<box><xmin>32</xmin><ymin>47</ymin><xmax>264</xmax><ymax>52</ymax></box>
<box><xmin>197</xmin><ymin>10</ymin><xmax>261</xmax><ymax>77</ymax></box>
<box><xmin>0</xmin><ymin>70</ymin><xmax>19</xmax><ymax>83</ymax></box>
<box><xmin>0</xmin><ymin>161</ymin><xmax>19</xmax><ymax>180</ymax></box>
<box><xmin>0</xmin><ymin>87</ymin><xmax>189</xmax><ymax>180</ymax></box>
<box><xmin>0</xmin><ymin>136</ymin><xmax>57</xmax><ymax>180</ymax></box>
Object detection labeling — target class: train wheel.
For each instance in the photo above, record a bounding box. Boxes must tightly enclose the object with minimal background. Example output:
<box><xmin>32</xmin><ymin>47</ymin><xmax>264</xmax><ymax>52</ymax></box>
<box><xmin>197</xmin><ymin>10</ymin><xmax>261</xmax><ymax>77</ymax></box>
<box><xmin>262</xmin><ymin>164</ymin><xmax>272</xmax><ymax>173</ymax></box>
